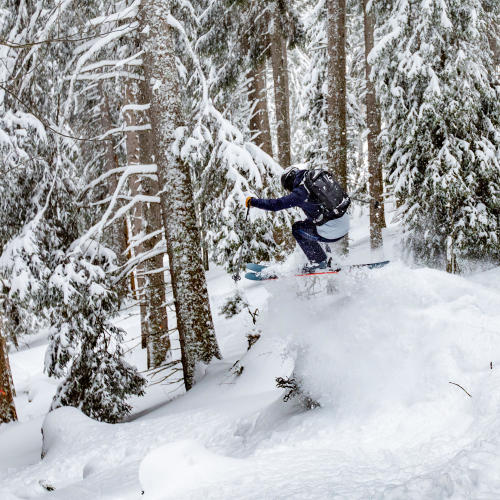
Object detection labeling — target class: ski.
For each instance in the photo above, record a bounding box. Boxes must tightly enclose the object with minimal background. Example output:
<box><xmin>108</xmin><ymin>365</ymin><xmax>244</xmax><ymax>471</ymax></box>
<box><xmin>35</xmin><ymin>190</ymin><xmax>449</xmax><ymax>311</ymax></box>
<box><xmin>244</xmin><ymin>260</ymin><xmax>390</xmax><ymax>281</ymax></box>
<box><xmin>246</xmin><ymin>262</ymin><xmax>268</xmax><ymax>273</ymax></box>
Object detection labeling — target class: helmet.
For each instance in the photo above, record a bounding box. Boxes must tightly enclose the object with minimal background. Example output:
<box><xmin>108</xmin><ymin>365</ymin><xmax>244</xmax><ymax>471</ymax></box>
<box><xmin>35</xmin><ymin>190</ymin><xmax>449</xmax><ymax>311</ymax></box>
<box><xmin>281</xmin><ymin>167</ymin><xmax>299</xmax><ymax>192</ymax></box>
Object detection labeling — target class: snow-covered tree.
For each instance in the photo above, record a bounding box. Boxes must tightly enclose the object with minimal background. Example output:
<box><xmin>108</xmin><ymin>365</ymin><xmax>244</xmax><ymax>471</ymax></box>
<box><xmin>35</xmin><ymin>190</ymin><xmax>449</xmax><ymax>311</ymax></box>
<box><xmin>299</xmin><ymin>0</ymin><xmax>368</xmax><ymax>186</ymax></box>
<box><xmin>139</xmin><ymin>0</ymin><xmax>222</xmax><ymax>391</ymax></box>
<box><xmin>372</xmin><ymin>0</ymin><xmax>500</xmax><ymax>270</ymax></box>
<box><xmin>46</xmin><ymin>241</ymin><xmax>145</xmax><ymax>423</ymax></box>
<box><xmin>172</xmin><ymin>1</ymin><xmax>296</xmax><ymax>270</ymax></box>
<box><xmin>0</xmin><ymin>0</ymin><xmax>148</xmax><ymax>421</ymax></box>
<box><xmin>363</xmin><ymin>0</ymin><xmax>385</xmax><ymax>248</ymax></box>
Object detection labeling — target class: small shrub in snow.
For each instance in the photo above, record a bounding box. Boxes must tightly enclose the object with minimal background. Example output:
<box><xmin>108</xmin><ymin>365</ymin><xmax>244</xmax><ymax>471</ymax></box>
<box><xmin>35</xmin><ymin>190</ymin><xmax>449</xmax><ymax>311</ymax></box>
<box><xmin>230</xmin><ymin>360</ymin><xmax>244</xmax><ymax>377</ymax></box>
<box><xmin>275</xmin><ymin>376</ymin><xmax>320</xmax><ymax>410</ymax></box>
<box><xmin>246</xmin><ymin>333</ymin><xmax>261</xmax><ymax>350</ymax></box>
<box><xmin>219</xmin><ymin>291</ymin><xmax>249</xmax><ymax>318</ymax></box>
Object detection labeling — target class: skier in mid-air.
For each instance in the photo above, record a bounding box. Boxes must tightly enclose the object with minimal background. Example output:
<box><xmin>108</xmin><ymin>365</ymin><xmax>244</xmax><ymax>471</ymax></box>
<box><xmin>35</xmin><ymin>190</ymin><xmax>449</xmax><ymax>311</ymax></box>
<box><xmin>245</xmin><ymin>166</ymin><xmax>351</xmax><ymax>272</ymax></box>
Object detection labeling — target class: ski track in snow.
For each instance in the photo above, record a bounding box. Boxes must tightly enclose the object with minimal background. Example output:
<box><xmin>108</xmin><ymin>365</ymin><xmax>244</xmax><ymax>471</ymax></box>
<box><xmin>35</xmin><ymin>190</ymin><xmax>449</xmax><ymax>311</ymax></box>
<box><xmin>2</xmin><ymin>219</ymin><xmax>500</xmax><ymax>499</ymax></box>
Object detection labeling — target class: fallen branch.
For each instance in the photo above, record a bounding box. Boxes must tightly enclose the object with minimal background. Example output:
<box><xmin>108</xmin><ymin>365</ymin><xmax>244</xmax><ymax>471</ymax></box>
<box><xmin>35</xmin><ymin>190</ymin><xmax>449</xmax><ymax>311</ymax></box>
<box><xmin>449</xmin><ymin>381</ymin><xmax>472</xmax><ymax>398</ymax></box>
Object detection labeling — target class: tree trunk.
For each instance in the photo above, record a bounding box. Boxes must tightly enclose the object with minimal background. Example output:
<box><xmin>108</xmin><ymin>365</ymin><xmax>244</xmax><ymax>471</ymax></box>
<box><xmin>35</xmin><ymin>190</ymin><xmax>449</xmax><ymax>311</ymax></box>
<box><xmin>327</xmin><ymin>0</ymin><xmax>348</xmax><ymax>253</ymax></box>
<box><xmin>0</xmin><ymin>327</ymin><xmax>17</xmax><ymax>424</ymax></box>
<box><xmin>488</xmin><ymin>14</ymin><xmax>499</xmax><ymax>68</ymax></box>
<box><xmin>138</xmin><ymin>77</ymin><xmax>170</xmax><ymax>368</ymax></box>
<box><xmin>363</xmin><ymin>0</ymin><xmax>386</xmax><ymax>249</ymax></box>
<box><xmin>139</xmin><ymin>0</ymin><xmax>221</xmax><ymax>390</ymax></box>
<box><xmin>270</xmin><ymin>5</ymin><xmax>291</xmax><ymax>168</ymax></box>
<box><xmin>248</xmin><ymin>59</ymin><xmax>273</xmax><ymax>158</ymax></box>
<box><xmin>124</xmin><ymin>80</ymin><xmax>148</xmax><ymax>347</ymax></box>
<box><xmin>98</xmin><ymin>81</ymin><xmax>129</xmax><ymax>270</ymax></box>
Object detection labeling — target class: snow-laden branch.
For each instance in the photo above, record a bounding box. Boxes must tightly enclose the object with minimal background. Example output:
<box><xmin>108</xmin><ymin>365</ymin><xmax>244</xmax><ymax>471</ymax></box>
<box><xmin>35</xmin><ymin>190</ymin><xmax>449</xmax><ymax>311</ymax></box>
<box><xmin>114</xmin><ymin>245</ymin><xmax>168</xmax><ymax>284</ymax></box>
<box><xmin>65</xmin><ymin>21</ymin><xmax>139</xmax><ymax>120</ymax></box>
<box><xmin>79</xmin><ymin>54</ymin><xmax>143</xmax><ymax>73</ymax></box>
<box><xmin>99</xmin><ymin>124</ymin><xmax>151</xmax><ymax>140</ymax></box>
<box><xmin>90</xmin><ymin>194</ymin><xmax>160</xmax><ymax>207</ymax></box>
<box><xmin>124</xmin><ymin>229</ymin><xmax>165</xmax><ymax>255</ymax></box>
<box><xmin>72</xmin><ymin>71</ymin><xmax>144</xmax><ymax>81</ymax></box>
<box><xmin>104</xmin><ymin>195</ymin><xmax>159</xmax><ymax>230</ymax></box>
<box><xmin>87</xmin><ymin>0</ymin><xmax>140</xmax><ymax>27</ymax></box>
<box><xmin>72</xmin><ymin>164</ymin><xmax>156</xmax><ymax>252</ymax></box>
<box><xmin>81</xmin><ymin>164</ymin><xmax>157</xmax><ymax>198</ymax></box>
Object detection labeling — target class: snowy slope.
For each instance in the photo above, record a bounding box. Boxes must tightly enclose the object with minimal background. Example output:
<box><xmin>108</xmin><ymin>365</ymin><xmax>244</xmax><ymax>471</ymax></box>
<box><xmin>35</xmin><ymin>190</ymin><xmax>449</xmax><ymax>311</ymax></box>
<box><xmin>2</xmin><ymin>217</ymin><xmax>500</xmax><ymax>499</ymax></box>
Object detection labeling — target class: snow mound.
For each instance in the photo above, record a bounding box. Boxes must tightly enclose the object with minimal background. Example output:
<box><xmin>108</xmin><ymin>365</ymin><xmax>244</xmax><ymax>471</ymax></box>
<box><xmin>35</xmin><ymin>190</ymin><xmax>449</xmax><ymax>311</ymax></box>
<box><xmin>139</xmin><ymin>440</ymin><xmax>242</xmax><ymax>499</ymax></box>
<box><xmin>41</xmin><ymin>407</ymin><xmax>107</xmax><ymax>459</ymax></box>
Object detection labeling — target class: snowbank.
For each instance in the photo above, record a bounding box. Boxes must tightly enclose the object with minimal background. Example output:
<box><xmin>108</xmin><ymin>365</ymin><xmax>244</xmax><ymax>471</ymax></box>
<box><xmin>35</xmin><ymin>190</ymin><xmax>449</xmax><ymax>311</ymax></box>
<box><xmin>3</xmin><ymin>259</ymin><xmax>500</xmax><ymax>499</ymax></box>
<box><xmin>140</xmin><ymin>440</ymin><xmax>243</xmax><ymax>498</ymax></box>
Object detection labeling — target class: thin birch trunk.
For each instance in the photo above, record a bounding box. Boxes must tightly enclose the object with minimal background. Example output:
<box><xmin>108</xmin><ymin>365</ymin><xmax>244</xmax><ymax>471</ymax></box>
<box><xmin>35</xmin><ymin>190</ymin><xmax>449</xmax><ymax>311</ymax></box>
<box><xmin>270</xmin><ymin>5</ymin><xmax>291</xmax><ymax>168</ymax></box>
<box><xmin>0</xmin><ymin>324</ymin><xmax>17</xmax><ymax>424</ymax></box>
<box><xmin>363</xmin><ymin>0</ymin><xmax>386</xmax><ymax>249</ymax></box>
<box><xmin>248</xmin><ymin>59</ymin><xmax>273</xmax><ymax>157</ymax></box>
<box><xmin>139</xmin><ymin>0</ymin><xmax>221</xmax><ymax>390</ymax></box>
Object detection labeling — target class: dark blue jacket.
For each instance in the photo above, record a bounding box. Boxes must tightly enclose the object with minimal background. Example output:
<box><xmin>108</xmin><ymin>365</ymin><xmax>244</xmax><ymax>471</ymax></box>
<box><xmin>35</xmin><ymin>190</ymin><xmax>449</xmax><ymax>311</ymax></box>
<box><xmin>251</xmin><ymin>170</ymin><xmax>322</xmax><ymax>222</ymax></box>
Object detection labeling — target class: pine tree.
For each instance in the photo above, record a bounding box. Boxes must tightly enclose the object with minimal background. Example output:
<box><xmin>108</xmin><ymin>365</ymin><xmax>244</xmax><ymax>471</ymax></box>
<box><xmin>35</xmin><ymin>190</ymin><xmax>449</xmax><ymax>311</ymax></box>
<box><xmin>327</xmin><ymin>0</ymin><xmax>348</xmax><ymax>188</ymax></box>
<box><xmin>270</xmin><ymin>2</ymin><xmax>292</xmax><ymax>168</ymax></box>
<box><xmin>372</xmin><ymin>0</ymin><xmax>500</xmax><ymax>270</ymax></box>
<box><xmin>139</xmin><ymin>0</ymin><xmax>221</xmax><ymax>390</ymax></box>
<box><xmin>299</xmin><ymin>1</ymin><xmax>329</xmax><ymax>170</ymax></box>
<box><xmin>248</xmin><ymin>58</ymin><xmax>273</xmax><ymax>157</ymax></box>
<box><xmin>363</xmin><ymin>0</ymin><xmax>385</xmax><ymax>248</ymax></box>
<box><xmin>175</xmin><ymin>0</ymin><xmax>296</xmax><ymax>271</ymax></box>
<box><xmin>46</xmin><ymin>241</ymin><xmax>145</xmax><ymax>423</ymax></box>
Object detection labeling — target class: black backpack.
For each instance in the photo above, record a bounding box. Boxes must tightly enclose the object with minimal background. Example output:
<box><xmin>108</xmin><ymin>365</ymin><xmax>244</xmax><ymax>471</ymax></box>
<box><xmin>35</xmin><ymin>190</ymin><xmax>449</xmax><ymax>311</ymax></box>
<box><xmin>301</xmin><ymin>168</ymin><xmax>351</xmax><ymax>225</ymax></box>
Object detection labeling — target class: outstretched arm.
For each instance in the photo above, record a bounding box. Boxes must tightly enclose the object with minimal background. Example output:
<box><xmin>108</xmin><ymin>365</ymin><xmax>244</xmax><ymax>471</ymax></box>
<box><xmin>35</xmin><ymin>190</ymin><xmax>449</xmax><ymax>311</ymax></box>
<box><xmin>250</xmin><ymin>189</ymin><xmax>305</xmax><ymax>212</ymax></box>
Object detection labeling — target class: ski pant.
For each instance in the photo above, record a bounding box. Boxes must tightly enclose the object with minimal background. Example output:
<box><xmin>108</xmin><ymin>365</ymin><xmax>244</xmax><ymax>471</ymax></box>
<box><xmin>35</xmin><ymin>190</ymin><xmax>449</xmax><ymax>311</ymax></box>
<box><xmin>292</xmin><ymin>220</ymin><xmax>346</xmax><ymax>263</ymax></box>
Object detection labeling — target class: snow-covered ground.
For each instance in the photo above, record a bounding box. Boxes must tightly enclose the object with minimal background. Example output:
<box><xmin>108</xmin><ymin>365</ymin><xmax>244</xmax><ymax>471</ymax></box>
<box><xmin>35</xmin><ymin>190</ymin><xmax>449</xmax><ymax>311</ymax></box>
<box><xmin>2</xmin><ymin>211</ymin><xmax>500</xmax><ymax>499</ymax></box>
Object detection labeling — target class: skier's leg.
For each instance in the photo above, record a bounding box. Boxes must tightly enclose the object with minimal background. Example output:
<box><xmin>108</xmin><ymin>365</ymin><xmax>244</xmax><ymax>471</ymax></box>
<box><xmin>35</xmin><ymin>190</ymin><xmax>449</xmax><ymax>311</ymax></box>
<box><xmin>292</xmin><ymin>221</ymin><xmax>327</xmax><ymax>263</ymax></box>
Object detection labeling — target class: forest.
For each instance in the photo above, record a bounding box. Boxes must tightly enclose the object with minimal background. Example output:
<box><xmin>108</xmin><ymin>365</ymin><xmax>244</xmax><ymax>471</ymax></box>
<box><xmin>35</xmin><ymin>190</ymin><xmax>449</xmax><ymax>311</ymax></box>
<box><xmin>0</xmin><ymin>0</ymin><xmax>499</xmax><ymax>498</ymax></box>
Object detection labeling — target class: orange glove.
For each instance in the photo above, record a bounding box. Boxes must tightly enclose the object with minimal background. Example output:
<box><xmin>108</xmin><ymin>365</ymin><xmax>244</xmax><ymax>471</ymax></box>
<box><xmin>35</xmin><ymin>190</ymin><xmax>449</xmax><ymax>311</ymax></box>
<box><xmin>245</xmin><ymin>196</ymin><xmax>253</xmax><ymax>208</ymax></box>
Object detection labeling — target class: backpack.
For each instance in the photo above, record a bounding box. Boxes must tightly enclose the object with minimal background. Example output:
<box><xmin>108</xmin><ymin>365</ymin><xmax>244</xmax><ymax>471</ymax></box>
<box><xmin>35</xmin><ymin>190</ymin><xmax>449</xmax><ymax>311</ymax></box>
<box><xmin>301</xmin><ymin>168</ymin><xmax>351</xmax><ymax>225</ymax></box>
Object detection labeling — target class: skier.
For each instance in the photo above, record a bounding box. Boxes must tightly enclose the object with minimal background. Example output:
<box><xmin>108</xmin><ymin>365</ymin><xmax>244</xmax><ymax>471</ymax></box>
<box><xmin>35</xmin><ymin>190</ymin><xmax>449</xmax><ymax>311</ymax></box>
<box><xmin>245</xmin><ymin>166</ymin><xmax>350</xmax><ymax>272</ymax></box>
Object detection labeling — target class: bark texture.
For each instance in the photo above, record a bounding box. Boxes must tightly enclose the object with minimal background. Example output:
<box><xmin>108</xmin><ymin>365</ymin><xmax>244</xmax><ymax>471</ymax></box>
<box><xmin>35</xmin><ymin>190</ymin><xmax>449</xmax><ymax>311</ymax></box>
<box><xmin>138</xmin><ymin>78</ymin><xmax>170</xmax><ymax>368</ymax></box>
<box><xmin>363</xmin><ymin>0</ymin><xmax>386</xmax><ymax>249</ymax></box>
<box><xmin>124</xmin><ymin>79</ymin><xmax>147</xmax><ymax>323</ymax></box>
<box><xmin>327</xmin><ymin>0</ymin><xmax>348</xmax><ymax>253</ymax></box>
<box><xmin>139</xmin><ymin>0</ymin><xmax>221</xmax><ymax>389</ymax></box>
<box><xmin>270</xmin><ymin>5</ymin><xmax>291</xmax><ymax>168</ymax></box>
<box><xmin>327</xmin><ymin>0</ymin><xmax>347</xmax><ymax>186</ymax></box>
<box><xmin>0</xmin><ymin>329</ymin><xmax>17</xmax><ymax>424</ymax></box>
<box><xmin>99</xmin><ymin>81</ymin><xmax>128</xmax><ymax>267</ymax></box>
<box><xmin>248</xmin><ymin>59</ymin><xmax>273</xmax><ymax>157</ymax></box>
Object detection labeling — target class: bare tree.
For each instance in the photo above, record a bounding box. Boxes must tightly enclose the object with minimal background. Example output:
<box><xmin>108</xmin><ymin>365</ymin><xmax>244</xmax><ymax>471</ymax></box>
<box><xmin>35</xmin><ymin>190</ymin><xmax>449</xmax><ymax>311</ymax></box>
<box><xmin>139</xmin><ymin>0</ymin><xmax>221</xmax><ymax>390</ymax></box>
<box><xmin>270</xmin><ymin>5</ymin><xmax>291</xmax><ymax>168</ymax></box>
<box><xmin>363</xmin><ymin>0</ymin><xmax>386</xmax><ymax>249</ymax></box>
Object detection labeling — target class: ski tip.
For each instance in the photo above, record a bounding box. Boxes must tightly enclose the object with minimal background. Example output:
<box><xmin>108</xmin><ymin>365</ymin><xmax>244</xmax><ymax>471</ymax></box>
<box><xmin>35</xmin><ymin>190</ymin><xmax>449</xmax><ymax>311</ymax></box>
<box><xmin>244</xmin><ymin>271</ymin><xmax>277</xmax><ymax>281</ymax></box>
<box><xmin>244</xmin><ymin>272</ymin><xmax>263</xmax><ymax>281</ymax></box>
<box><xmin>366</xmin><ymin>260</ymin><xmax>390</xmax><ymax>268</ymax></box>
<box><xmin>245</xmin><ymin>263</ymin><xmax>268</xmax><ymax>272</ymax></box>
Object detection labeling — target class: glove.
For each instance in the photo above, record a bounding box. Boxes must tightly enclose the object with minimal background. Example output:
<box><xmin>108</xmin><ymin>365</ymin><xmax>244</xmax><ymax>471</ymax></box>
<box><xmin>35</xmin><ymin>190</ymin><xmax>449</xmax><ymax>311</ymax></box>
<box><xmin>245</xmin><ymin>196</ymin><xmax>254</xmax><ymax>208</ymax></box>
